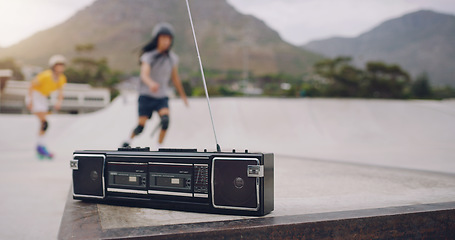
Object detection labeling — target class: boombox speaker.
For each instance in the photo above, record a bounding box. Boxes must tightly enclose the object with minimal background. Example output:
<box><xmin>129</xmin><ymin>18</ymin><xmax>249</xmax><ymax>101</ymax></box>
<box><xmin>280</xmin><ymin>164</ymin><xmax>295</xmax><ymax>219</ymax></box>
<box><xmin>72</xmin><ymin>154</ymin><xmax>105</xmax><ymax>198</ymax></box>
<box><xmin>213</xmin><ymin>157</ymin><xmax>261</xmax><ymax>211</ymax></box>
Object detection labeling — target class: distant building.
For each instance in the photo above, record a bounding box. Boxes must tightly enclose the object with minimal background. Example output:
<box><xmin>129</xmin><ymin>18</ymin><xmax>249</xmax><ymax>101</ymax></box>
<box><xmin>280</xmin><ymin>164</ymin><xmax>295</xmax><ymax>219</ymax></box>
<box><xmin>241</xmin><ymin>83</ymin><xmax>263</xmax><ymax>96</ymax></box>
<box><xmin>0</xmin><ymin>80</ymin><xmax>110</xmax><ymax>114</ymax></box>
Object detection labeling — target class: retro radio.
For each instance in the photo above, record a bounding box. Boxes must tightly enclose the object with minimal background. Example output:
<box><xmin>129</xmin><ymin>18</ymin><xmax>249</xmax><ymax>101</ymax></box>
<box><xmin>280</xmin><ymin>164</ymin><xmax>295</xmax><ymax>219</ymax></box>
<box><xmin>71</xmin><ymin>147</ymin><xmax>274</xmax><ymax>216</ymax></box>
<box><xmin>71</xmin><ymin>1</ymin><xmax>274</xmax><ymax>216</ymax></box>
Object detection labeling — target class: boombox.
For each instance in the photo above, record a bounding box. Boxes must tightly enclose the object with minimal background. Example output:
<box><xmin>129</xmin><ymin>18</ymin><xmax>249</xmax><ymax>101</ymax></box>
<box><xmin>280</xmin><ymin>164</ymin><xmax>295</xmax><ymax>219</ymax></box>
<box><xmin>71</xmin><ymin>147</ymin><xmax>274</xmax><ymax>216</ymax></box>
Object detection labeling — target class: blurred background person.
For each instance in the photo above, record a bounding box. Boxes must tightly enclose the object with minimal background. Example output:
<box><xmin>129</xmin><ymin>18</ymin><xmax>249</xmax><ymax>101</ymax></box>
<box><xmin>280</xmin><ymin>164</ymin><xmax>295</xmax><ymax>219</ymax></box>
<box><xmin>123</xmin><ymin>22</ymin><xmax>188</xmax><ymax>149</ymax></box>
<box><xmin>26</xmin><ymin>55</ymin><xmax>67</xmax><ymax>159</ymax></box>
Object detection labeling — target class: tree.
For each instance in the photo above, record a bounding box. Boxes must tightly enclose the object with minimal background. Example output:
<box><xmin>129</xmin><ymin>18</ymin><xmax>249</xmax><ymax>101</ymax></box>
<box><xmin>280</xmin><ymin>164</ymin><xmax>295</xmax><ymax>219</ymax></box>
<box><xmin>365</xmin><ymin>62</ymin><xmax>410</xmax><ymax>98</ymax></box>
<box><xmin>65</xmin><ymin>44</ymin><xmax>122</xmax><ymax>100</ymax></box>
<box><xmin>0</xmin><ymin>57</ymin><xmax>24</xmax><ymax>80</ymax></box>
<box><xmin>75</xmin><ymin>43</ymin><xmax>95</xmax><ymax>53</ymax></box>
<box><xmin>314</xmin><ymin>56</ymin><xmax>352</xmax><ymax>79</ymax></box>
<box><xmin>411</xmin><ymin>72</ymin><xmax>432</xmax><ymax>99</ymax></box>
<box><xmin>314</xmin><ymin>57</ymin><xmax>363</xmax><ymax>97</ymax></box>
<box><xmin>432</xmin><ymin>86</ymin><xmax>455</xmax><ymax>99</ymax></box>
<box><xmin>312</xmin><ymin>57</ymin><xmax>414</xmax><ymax>98</ymax></box>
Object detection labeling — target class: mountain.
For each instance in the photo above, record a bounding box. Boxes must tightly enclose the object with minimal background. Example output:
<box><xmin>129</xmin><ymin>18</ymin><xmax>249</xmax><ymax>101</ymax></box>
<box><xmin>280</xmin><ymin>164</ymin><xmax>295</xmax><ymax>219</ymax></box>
<box><xmin>304</xmin><ymin>10</ymin><xmax>455</xmax><ymax>87</ymax></box>
<box><xmin>1</xmin><ymin>0</ymin><xmax>321</xmax><ymax>78</ymax></box>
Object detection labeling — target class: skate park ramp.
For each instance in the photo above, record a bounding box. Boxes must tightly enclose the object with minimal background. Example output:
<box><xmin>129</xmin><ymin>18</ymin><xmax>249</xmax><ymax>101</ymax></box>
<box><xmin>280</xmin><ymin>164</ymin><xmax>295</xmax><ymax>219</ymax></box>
<box><xmin>1</xmin><ymin>94</ymin><xmax>455</xmax><ymax>239</ymax></box>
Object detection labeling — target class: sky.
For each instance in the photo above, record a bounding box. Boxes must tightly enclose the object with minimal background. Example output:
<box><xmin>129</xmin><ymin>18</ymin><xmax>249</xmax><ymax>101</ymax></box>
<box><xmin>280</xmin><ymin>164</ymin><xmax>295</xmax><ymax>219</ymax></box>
<box><xmin>1</xmin><ymin>0</ymin><xmax>455</xmax><ymax>48</ymax></box>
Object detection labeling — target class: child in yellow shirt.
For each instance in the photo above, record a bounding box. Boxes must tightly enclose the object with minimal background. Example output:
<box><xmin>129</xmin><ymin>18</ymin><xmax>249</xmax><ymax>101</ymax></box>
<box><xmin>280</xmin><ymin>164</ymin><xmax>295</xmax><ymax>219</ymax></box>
<box><xmin>27</xmin><ymin>55</ymin><xmax>67</xmax><ymax>159</ymax></box>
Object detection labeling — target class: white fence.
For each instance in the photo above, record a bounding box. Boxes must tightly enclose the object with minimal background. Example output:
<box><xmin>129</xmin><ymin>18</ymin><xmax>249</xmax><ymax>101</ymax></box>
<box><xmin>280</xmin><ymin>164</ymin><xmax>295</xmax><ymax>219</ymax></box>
<box><xmin>0</xmin><ymin>80</ymin><xmax>110</xmax><ymax>114</ymax></box>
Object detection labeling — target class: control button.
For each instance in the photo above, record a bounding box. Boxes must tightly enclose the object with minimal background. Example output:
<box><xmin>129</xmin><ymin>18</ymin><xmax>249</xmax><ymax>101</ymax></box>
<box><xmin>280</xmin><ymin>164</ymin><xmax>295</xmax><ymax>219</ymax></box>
<box><xmin>245</xmin><ymin>149</ymin><xmax>249</xmax><ymax>153</ymax></box>
<box><xmin>118</xmin><ymin>147</ymin><xmax>150</xmax><ymax>152</ymax></box>
<box><xmin>232</xmin><ymin>149</ymin><xmax>236</xmax><ymax>153</ymax></box>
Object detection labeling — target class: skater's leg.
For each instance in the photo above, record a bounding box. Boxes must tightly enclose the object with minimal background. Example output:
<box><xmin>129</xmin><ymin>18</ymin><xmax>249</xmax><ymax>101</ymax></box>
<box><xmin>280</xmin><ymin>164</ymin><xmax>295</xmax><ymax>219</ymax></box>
<box><xmin>131</xmin><ymin>116</ymin><xmax>148</xmax><ymax>138</ymax></box>
<box><xmin>123</xmin><ymin>116</ymin><xmax>148</xmax><ymax>147</ymax></box>
<box><xmin>35</xmin><ymin>112</ymin><xmax>53</xmax><ymax>158</ymax></box>
<box><xmin>157</xmin><ymin>108</ymin><xmax>170</xmax><ymax>145</ymax></box>
<box><xmin>35</xmin><ymin>112</ymin><xmax>48</xmax><ymax>146</ymax></box>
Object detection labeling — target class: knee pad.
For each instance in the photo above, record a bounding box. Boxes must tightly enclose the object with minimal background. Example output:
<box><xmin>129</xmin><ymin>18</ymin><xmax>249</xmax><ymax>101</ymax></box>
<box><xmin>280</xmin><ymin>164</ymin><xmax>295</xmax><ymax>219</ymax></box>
<box><xmin>133</xmin><ymin>125</ymin><xmax>144</xmax><ymax>135</ymax></box>
<box><xmin>160</xmin><ymin>115</ymin><xmax>169</xmax><ymax>130</ymax></box>
<box><xmin>41</xmin><ymin>121</ymin><xmax>48</xmax><ymax>132</ymax></box>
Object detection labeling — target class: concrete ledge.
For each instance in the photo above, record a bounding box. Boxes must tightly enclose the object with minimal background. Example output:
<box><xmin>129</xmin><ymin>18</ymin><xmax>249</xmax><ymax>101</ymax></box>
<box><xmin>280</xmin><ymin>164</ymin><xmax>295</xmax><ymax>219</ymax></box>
<box><xmin>58</xmin><ymin>189</ymin><xmax>455</xmax><ymax>239</ymax></box>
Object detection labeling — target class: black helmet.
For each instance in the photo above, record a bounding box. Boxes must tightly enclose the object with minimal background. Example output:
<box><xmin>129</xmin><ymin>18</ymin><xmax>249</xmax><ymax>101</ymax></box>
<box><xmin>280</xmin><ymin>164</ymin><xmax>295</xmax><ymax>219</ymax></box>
<box><xmin>151</xmin><ymin>22</ymin><xmax>174</xmax><ymax>40</ymax></box>
<box><xmin>142</xmin><ymin>22</ymin><xmax>175</xmax><ymax>54</ymax></box>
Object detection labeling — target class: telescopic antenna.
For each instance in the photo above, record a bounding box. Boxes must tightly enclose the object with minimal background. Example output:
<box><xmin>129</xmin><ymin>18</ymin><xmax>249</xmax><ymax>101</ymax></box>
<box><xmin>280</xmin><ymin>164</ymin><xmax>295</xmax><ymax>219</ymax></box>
<box><xmin>185</xmin><ymin>0</ymin><xmax>221</xmax><ymax>152</ymax></box>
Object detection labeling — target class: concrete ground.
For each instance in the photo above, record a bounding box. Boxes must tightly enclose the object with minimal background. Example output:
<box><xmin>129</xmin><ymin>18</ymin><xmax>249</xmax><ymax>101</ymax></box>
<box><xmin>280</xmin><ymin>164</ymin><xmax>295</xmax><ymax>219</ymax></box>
<box><xmin>1</xmin><ymin>94</ymin><xmax>454</xmax><ymax>239</ymax></box>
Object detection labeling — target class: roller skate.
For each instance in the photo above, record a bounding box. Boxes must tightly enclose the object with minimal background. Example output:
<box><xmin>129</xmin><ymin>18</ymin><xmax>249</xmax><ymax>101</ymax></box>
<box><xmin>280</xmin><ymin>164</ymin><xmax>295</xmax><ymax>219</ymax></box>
<box><xmin>37</xmin><ymin>145</ymin><xmax>53</xmax><ymax>160</ymax></box>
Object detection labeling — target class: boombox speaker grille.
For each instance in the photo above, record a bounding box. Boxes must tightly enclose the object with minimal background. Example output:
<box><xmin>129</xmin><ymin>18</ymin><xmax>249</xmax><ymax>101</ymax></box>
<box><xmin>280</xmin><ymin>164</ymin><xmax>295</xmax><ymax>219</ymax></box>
<box><xmin>73</xmin><ymin>154</ymin><xmax>105</xmax><ymax>198</ymax></box>
<box><xmin>212</xmin><ymin>157</ymin><xmax>259</xmax><ymax>211</ymax></box>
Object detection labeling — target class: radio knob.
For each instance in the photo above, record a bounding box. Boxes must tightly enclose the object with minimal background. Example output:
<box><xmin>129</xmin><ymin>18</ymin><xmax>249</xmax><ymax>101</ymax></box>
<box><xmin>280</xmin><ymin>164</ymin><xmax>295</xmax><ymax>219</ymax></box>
<box><xmin>234</xmin><ymin>177</ymin><xmax>244</xmax><ymax>189</ymax></box>
<box><xmin>90</xmin><ymin>171</ymin><xmax>99</xmax><ymax>181</ymax></box>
